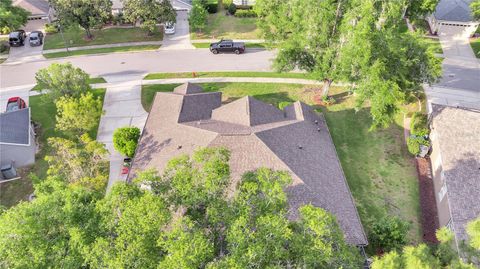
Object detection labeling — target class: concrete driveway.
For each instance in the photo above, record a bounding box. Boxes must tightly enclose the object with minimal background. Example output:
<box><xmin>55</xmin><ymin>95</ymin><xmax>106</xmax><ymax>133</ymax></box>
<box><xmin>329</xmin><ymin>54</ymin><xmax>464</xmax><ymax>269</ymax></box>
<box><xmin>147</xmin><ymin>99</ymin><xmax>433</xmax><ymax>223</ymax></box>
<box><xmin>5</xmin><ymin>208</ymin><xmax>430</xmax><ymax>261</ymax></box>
<box><xmin>160</xmin><ymin>10</ymin><xmax>195</xmax><ymax>50</ymax></box>
<box><xmin>5</xmin><ymin>20</ymin><xmax>46</xmax><ymax>63</ymax></box>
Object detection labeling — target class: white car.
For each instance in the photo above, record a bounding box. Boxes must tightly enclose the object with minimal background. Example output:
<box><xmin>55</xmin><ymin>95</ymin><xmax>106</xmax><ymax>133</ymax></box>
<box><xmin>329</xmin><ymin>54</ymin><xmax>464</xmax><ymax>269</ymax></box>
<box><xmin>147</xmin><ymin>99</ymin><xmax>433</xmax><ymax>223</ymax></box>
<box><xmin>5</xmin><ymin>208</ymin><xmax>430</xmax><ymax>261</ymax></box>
<box><xmin>164</xmin><ymin>22</ymin><xmax>175</xmax><ymax>34</ymax></box>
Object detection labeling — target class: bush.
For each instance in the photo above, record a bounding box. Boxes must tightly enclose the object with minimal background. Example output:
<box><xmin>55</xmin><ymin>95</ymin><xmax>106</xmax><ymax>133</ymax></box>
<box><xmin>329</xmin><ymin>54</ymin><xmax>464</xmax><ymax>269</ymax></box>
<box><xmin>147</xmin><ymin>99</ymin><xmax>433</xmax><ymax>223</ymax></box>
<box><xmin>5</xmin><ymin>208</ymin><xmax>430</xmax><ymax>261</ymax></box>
<box><xmin>410</xmin><ymin>112</ymin><xmax>429</xmax><ymax>136</ymax></box>
<box><xmin>205</xmin><ymin>3</ymin><xmax>218</xmax><ymax>13</ymax></box>
<box><xmin>113</xmin><ymin>127</ymin><xmax>141</xmax><ymax>157</ymax></box>
<box><xmin>0</xmin><ymin>42</ymin><xmax>9</xmax><ymax>54</ymax></box>
<box><xmin>407</xmin><ymin>135</ymin><xmax>430</xmax><ymax>156</ymax></box>
<box><xmin>44</xmin><ymin>23</ymin><xmax>59</xmax><ymax>34</ymax></box>
<box><xmin>234</xmin><ymin>9</ymin><xmax>257</xmax><ymax>17</ymax></box>
<box><xmin>228</xmin><ymin>3</ymin><xmax>237</xmax><ymax>15</ymax></box>
<box><xmin>370</xmin><ymin>216</ymin><xmax>410</xmax><ymax>253</ymax></box>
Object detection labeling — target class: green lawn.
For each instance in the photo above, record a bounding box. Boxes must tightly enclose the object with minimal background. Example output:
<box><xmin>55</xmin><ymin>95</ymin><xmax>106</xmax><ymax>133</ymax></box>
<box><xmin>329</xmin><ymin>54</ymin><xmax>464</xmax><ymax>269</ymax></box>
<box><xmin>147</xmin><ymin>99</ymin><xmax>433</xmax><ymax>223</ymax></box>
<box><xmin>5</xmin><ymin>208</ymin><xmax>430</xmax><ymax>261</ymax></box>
<box><xmin>43</xmin><ymin>44</ymin><xmax>160</xmax><ymax>59</ymax></box>
<box><xmin>0</xmin><ymin>89</ymin><xmax>106</xmax><ymax>208</ymax></box>
<box><xmin>192</xmin><ymin>42</ymin><xmax>266</xmax><ymax>49</ymax></box>
<box><xmin>43</xmin><ymin>27</ymin><xmax>163</xmax><ymax>50</ymax></box>
<box><xmin>191</xmin><ymin>7</ymin><xmax>260</xmax><ymax>40</ymax></box>
<box><xmin>141</xmin><ymin>82</ymin><xmax>421</xmax><ymax>245</ymax></box>
<box><xmin>31</xmin><ymin>77</ymin><xmax>107</xmax><ymax>92</ymax></box>
<box><xmin>144</xmin><ymin>71</ymin><xmax>316</xmax><ymax>80</ymax></box>
<box><xmin>471</xmin><ymin>38</ymin><xmax>480</xmax><ymax>58</ymax></box>
<box><xmin>424</xmin><ymin>38</ymin><xmax>443</xmax><ymax>54</ymax></box>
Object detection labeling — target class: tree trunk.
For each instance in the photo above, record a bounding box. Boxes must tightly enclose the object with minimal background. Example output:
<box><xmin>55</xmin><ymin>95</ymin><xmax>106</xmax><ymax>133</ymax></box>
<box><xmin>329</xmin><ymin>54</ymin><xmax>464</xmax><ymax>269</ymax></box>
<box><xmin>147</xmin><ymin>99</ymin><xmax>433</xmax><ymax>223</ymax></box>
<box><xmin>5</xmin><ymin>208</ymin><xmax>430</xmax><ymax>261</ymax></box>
<box><xmin>85</xmin><ymin>27</ymin><xmax>93</xmax><ymax>39</ymax></box>
<box><xmin>322</xmin><ymin>79</ymin><xmax>333</xmax><ymax>97</ymax></box>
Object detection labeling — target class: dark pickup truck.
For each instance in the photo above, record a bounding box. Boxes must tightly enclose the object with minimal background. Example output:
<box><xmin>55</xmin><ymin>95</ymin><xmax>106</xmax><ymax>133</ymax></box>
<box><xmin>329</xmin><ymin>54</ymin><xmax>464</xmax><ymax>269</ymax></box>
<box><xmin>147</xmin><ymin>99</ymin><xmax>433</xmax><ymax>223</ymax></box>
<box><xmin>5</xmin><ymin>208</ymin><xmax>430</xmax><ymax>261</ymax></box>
<box><xmin>210</xmin><ymin>39</ymin><xmax>245</xmax><ymax>54</ymax></box>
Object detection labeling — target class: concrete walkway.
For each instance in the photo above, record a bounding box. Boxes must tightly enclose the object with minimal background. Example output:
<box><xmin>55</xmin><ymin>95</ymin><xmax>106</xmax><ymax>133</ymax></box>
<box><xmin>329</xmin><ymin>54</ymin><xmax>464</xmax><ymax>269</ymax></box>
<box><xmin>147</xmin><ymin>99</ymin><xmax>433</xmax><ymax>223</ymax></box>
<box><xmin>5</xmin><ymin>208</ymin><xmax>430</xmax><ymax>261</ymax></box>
<box><xmin>96</xmin><ymin>74</ymin><xmax>148</xmax><ymax>191</ymax></box>
<box><xmin>42</xmin><ymin>41</ymin><xmax>163</xmax><ymax>54</ymax></box>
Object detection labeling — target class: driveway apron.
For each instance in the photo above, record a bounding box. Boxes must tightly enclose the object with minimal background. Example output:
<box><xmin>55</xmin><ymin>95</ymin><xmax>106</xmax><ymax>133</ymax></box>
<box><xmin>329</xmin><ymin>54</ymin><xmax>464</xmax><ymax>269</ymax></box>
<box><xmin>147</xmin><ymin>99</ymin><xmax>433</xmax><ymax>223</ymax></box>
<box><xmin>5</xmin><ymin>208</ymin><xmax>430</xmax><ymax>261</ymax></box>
<box><xmin>160</xmin><ymin>10</ymin><xmax>195</xmax><ymax>50</ymax></box>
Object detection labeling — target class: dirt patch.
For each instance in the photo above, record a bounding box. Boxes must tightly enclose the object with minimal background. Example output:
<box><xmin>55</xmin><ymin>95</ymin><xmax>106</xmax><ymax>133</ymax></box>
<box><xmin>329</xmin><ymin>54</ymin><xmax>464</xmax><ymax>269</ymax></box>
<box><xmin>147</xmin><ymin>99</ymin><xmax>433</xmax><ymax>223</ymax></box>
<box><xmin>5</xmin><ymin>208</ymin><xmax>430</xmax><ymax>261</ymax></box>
<box><xmin>416</xmin><ymin>157</ymin><xmax>439</xmax><ymax>244</ymax></box>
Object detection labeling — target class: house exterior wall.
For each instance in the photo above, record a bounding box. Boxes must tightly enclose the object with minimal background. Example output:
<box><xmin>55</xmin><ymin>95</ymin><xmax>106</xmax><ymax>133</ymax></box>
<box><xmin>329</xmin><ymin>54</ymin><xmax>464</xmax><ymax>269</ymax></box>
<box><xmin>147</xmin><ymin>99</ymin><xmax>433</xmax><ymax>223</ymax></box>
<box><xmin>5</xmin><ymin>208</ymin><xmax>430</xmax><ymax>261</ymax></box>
<box><xmin>429</xmin><ymin>130</ymin><xmax>452</xmax><ymax>227</ymax></box>
<box><xmin>0</xmin><ymin>126</ymin><xmax>36</xmax><ymax>168</ymax></box>
<box><xmin>233</xmin><ymin>0</ymin><xmax>256</xmax><ymax>6</ymax></box>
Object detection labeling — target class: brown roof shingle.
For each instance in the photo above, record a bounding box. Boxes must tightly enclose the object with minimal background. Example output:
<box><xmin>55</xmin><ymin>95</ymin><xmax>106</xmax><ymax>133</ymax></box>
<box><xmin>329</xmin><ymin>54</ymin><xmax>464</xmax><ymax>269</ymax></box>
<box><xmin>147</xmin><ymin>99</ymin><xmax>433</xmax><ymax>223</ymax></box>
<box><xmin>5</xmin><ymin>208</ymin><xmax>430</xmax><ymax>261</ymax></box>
<box><xmin>130</xmin><ymin>84</ymin><xmax>367</xmax><ymax>246</ymax></box>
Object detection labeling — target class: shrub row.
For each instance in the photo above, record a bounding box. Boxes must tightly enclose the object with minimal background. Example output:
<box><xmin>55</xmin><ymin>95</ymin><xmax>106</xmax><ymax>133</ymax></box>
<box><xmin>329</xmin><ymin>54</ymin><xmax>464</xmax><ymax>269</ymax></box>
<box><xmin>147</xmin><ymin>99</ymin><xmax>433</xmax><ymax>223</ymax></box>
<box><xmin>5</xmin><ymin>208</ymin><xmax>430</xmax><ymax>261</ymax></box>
<box><xmin>234</xmin><ymin>9</ymin><xmax>257</xmax><ymax>17</ymax></box>
<box><xmin>407</xmin><ymin>112</ymin><xmax>430</xmax><ymax>156</ymax></box>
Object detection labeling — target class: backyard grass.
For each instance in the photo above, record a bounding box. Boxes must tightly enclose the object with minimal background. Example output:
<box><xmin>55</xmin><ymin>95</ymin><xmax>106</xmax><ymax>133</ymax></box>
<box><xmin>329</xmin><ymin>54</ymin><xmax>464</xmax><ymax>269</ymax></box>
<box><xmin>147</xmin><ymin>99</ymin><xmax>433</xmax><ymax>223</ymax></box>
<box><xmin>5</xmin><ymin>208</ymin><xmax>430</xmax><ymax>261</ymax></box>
<box><xmin>1</xmin><ymin>89</ymin><xmax>105</xmax><ymax>208</ymax></box>
<box><xmin>43</xmin><ymin>44</ymin><xmax>160</xmax><ymax>59</ymax></box>
<box><xmin>144</xmin><ymin>71</ymin><xmax>316</xmax><ymax>80</ymax></box>
<box><xmin>43</xmin><ymin>27</ymin><xmax>163</xmax><ymax>50</ymax></box>
<box><xmin>141</xmin><ymin>82</ymin><xmax>421</xmax><ymax>245</ymax></box>
<box><xmin>191</xmin><ymin>7</ymin><xmax>260</xmax><ymax>40</ymax></box>
<box><xmin>424</xmin><ymin>38</ymin><xmax>443</xmax><ymax>54</ymax></box>
<box><xmin>192</xmin><ymin>42</ymin><xmax>266</xmax><ymax>49</ymax></box>
<box><xmin>471</xmin><ymin>38</ymin><xmax>480</xmax><ymax>58</ymax></box>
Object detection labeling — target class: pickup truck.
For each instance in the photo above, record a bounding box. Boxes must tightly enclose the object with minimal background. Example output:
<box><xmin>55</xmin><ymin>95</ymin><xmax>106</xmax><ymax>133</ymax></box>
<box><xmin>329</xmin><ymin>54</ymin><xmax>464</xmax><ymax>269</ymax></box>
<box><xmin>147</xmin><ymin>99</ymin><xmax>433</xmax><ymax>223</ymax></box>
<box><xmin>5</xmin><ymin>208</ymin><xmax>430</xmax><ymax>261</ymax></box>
<box><xmin>209</xmin><ymin>39</ymin><xmax>245</xmax><ymax>54</ymax></box>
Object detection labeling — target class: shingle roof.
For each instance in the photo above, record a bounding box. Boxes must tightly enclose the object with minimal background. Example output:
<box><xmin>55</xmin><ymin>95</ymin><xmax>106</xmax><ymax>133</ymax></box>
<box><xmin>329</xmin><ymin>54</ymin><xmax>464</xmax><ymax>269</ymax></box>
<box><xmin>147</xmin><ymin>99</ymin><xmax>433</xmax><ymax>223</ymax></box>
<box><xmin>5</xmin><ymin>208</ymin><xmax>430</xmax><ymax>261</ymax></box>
<box><xmin>13</xmin><ymin>0</ymin><xmax>50</xmax><ymax>16</ymax></box>
<box><xmin>434</xmin><ymin>0</ymin><xmax>474</xmax><ymax>22</ymax></box>
<box><xmin>0</xmin><ymin>108</ymin><xmax>31</xmax><ymax>145</ymax></box>
<box><xmin>130</xmin><ymin>84</ymin><xmax>367</xmax><ymax>246</ymax></box>
<box><xmin>431</xmin><ymin>104</ymin><xmax>480</xmax><ymax>245</ymax></box>
<box><xmin>174</xmin><ymin>82</ymin><xmax>205</xmax><ymax>95</ymax></box>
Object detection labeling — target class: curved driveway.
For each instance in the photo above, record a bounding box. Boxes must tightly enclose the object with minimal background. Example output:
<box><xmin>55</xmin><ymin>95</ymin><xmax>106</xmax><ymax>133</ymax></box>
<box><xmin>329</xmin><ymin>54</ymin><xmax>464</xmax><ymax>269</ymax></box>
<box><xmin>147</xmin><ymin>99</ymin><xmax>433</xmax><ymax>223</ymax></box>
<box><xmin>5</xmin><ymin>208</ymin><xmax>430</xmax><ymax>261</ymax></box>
<box><xmin>0</xmin><ymin>49</ymin><xmax>275</xmax><ymax>89</ymax></box>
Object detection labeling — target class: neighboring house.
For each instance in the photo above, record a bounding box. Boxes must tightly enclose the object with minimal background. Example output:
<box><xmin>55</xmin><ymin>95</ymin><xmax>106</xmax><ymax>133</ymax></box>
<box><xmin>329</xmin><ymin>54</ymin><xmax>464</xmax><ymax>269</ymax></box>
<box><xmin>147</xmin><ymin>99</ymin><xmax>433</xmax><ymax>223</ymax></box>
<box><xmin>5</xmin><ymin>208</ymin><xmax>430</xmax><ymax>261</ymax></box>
<box><xmin>111</xmin><ymin>0</ymin><xmax>192</xmax><ymax>14</ymax></box>
<box><xmin>0</xmin><ymin>108</ymin><xmax>36</xmax><ymax>179</ymax></box>
<box><xmin>429</xmin><ymin>104</ymin><xmax>480</xmax><ymax>251</ymax></box>
<box><xmin>427</xmin><ymin>0</ymin><xmax>479</xmax><ymax>37</ymax></box>
<box><xmin>129</xmin><ymin>83</ymin><xmax>368</xmax><ymax>246</ymax></box>
<box><xmin>13</xmin><ymin>0</ymin><xmax>54</xmax><ymax>21</ymax></box>
<box><xmin>233</xmin><ymin>0</ymin><xmax>255</xmax><ymax>7</ymax></box>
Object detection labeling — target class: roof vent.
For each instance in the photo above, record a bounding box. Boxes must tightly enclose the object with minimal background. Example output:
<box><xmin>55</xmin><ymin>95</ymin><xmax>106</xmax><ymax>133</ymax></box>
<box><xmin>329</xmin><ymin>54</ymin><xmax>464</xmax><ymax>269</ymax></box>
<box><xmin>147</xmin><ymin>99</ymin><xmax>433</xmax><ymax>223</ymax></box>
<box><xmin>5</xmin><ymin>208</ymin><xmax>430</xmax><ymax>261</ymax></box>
<box><xmin>298</xmin><ymin>145</ymin><xmax>303</xmax><ymax>149</ymax></box>
<box><xmin>177</xmin><ymin>145</ymin><xmax>182</xmax><ymax>150</ymax></box>
<box><xmin>314</xmin><ymin>120</ymin><xmax>318</xmax><ymax>124</ymax></box>
<box><xmin>317</xmin><ymin>128</ymin><xmax>321</xmax><ymax>132</ymax></box>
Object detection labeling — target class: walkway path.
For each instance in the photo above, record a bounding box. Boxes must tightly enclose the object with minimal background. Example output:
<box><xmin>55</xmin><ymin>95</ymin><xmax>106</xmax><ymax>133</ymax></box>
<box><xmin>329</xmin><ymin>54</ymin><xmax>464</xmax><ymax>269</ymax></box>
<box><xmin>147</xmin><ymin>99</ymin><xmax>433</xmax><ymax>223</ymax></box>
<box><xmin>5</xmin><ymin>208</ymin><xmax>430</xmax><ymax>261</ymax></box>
<box><xmin>42</xmin><ymin>41</ymin><xmax>163</xmax><ymax>54</ymax></box>
<box><xmin>96</xmin><ymin>74</ymin><xmax>148</xmax><ymax>191</ymax></box>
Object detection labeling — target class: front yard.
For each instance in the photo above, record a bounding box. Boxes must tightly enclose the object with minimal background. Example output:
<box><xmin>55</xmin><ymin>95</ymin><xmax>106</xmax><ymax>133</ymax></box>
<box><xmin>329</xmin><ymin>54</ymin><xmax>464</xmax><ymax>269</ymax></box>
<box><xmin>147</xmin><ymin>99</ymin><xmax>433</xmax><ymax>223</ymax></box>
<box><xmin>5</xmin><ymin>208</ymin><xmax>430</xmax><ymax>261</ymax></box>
<box><xmin>0</xmin><ymin>89</ymin><xmax>106</xmax><ymax>208</ymax></box>
<box><xmin>141</xmin><ymin>82</ymin><xmax>422</xmax><ymax>244</ymax></box>
<box><xmin>191</xmin><ymin>7</ymin><xmax>260</xmax><ymax>40</ymax></box>
<box><xmin>43</xmin><ymin>27</ymin><xmax>163</xmax><ymax>50</ymax></box>
<box><xmin>471</xmin><ymin>37</ymin><xmax>480</xmax><ymax>58</ymax></box>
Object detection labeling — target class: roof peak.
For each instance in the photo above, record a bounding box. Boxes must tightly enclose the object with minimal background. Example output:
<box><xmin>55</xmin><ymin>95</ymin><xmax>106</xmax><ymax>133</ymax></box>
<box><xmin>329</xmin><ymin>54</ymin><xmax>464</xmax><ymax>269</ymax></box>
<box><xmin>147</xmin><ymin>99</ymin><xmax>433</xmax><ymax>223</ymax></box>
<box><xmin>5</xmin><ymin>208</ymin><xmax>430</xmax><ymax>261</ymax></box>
<box><xmin>174</xmin><ymin>82</ymin><xmax>204</xmax><ymax>95</ymax></box>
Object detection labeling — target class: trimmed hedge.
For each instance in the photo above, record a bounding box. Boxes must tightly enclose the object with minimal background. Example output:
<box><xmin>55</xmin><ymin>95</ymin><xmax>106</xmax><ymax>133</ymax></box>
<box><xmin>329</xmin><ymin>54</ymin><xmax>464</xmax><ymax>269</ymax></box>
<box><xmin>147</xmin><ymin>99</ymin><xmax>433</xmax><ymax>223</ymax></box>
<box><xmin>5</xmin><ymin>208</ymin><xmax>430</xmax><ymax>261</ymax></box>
<box><xmin>234</xmin><ymin>9</ymin><xmax>257</xmax><ymax>17</ymax></box>
<box><xmin>410</xmin><ymin>112</ymin><xmax>429</xmax><ymax>136</ymax></box>
<box><xmin>407</xmin><ymin>136</ymin><xmax>430</xmax><ymax>156</ymax></box>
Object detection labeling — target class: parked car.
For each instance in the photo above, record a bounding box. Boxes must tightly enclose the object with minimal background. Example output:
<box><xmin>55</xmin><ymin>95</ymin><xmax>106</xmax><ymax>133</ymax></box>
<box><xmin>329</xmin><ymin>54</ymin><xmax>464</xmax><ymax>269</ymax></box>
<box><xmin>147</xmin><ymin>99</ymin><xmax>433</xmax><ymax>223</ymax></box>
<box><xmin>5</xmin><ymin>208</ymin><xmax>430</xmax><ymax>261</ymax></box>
<box><xmin>6</xmin><ymin>97</ymin><xmax>27</xmax><ymax>112</ymax></box>
<box><xmin>210</xmin><ymin>39</ymin><xmax>245</xmax><ymax>54</ymax></box>
<box><xmin>8</xmin><ymin>30</ymin><xmax>26</xmax><ymax>47</ymax></box>
<box><xmin>29</xmin><ymin>31</ymin><xmax>44</xmax><ymax>46</ymax></box>
<box><xmin>164</xmin><ymin>22</ymin><xmax>175</xmax><ymax>35</ymax></box>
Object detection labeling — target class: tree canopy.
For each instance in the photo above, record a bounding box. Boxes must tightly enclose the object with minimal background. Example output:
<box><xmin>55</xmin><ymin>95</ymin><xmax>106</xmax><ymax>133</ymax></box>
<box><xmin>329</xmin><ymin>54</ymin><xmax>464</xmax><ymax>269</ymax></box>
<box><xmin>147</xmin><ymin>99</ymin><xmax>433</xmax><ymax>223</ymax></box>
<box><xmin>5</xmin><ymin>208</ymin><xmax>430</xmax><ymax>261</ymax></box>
<box><xmin>0</xmin><ymin>0</ymin><xmax>29</xmax><ymax>34</ymax></box>
<box><xmin>255</xmin><ymin>0</ymin><xmax>442</xmax><ymax>127</ymax></box>
<box><xmin>49</xmin><ymin>0</ymin><xmax>112</xmax><ymax>38</ymax></box>
<box><xmin>55</xmin><ymin>92</ymin><xmax>104</xmax><ymax>135</ymax></box>
<box><xmin>0</xmin><ymin>147</ymin><xmax>363</xmax><ymax>268</ymax></box>
<box><xmin>471</xmin><ymin>0</ymin><xmax>480</xmax><ymax>21</ymax></box>
<box><xmin>122</xmin><ymin>0</ymin><xmax>176</xmax><ymax>34</ymax></box>
<box><xmin>112</xmin><ymin>127</ymin><xmax>141</xmax><ymax>157</ymax></box>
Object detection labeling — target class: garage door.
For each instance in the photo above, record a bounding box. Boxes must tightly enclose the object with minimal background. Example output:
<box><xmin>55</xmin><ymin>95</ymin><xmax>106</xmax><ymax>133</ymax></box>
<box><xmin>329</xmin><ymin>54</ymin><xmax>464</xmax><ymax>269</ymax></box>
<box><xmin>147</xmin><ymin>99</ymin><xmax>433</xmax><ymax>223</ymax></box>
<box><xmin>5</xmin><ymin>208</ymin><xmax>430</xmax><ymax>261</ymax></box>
<box><xmin>438</xmin><ymin>23</ymin><xmax>471</xmax><ymax>38</ymax></box>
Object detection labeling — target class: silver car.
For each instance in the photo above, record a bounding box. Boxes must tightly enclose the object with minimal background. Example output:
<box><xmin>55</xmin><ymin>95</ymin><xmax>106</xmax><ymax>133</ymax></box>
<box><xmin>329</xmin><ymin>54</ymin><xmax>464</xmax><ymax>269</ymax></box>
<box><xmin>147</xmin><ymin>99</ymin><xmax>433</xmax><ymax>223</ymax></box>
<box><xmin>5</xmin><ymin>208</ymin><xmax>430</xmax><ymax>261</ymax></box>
<box><xmin>29</xmin><ymin>31</ymin><xmax>44</xmax><ymax>46</ymax></box>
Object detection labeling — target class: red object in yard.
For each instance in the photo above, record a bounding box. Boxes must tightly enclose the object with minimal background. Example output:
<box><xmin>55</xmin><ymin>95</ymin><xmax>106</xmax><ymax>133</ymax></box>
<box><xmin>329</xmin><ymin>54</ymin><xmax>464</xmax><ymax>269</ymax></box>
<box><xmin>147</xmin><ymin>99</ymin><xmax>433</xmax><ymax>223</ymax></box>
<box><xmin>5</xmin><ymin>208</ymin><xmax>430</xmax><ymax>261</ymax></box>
<box><xmin>121</xmin><ymin>167</ymin><xmax>129</xmax><ymax>174</ymax></box>
<box><xmin>121</xmin><ymin>157</ymin><xmax>132</xmax><ymax>175</ymax></box>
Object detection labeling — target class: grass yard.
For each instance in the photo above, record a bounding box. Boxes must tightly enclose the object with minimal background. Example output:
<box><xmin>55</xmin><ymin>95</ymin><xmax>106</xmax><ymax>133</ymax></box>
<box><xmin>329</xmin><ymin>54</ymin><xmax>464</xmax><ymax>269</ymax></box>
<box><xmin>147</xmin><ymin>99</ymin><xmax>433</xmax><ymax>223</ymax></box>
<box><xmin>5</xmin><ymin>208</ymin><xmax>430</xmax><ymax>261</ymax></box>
<box><xmin>43</xmin><ymin>44</ymin><xmax>160</xmax><ymax>59</ymax></box>
<box><xmin>31</xmin><ymin>77</ymin><xmax>107</xmax><ymax>92</ymax></box>
<box><xmin>43</xmin><ymin>27</ymin><xmax>163</xmax><ymax>50</ymax></box>
<box><xmin>144</xmin><ymin>71</ymin><xmax>316</xmax><ymax>80</ymax></box>
<box><xmin>1</xmin><ymin>89</ymin><xmax>105</xmax><ymax>208</ymax></box>
<box><xmin>191</xmin><ymin>7</ymin><xmax>260</xmax><ymax>40</ymax></box>
<box><xmin>141</xmin><ymin>82</ymin><xmax>421</xmax><ymax>246</ymax></box>
<box><xmin>424</xmin><ymin>38</ymin><xmax>443</xmax><ymax>54</ymax></box>
<box><xmin>471</xmin><ymin>38</ymin><xmax>480</xmax><ymax>58</ymax></box>
<box><xmin>192</xmin><ymin>42</ymin><xmax>266</xmax><ymax>49</ymax></box>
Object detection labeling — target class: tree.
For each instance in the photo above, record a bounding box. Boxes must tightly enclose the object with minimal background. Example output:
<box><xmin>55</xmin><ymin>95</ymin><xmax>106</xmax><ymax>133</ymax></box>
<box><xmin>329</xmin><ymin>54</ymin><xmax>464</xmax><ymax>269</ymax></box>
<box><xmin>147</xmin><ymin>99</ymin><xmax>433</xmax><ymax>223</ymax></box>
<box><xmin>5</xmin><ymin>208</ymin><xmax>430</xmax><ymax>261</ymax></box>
<box><xmin>55</xmin><ymin>92</ymin><xmax>103</xmax><ymax>135</ymax></box>
<box><xmin>35</xmin><ymin>63</ymin><xmax>92</xmax><ymax>102</ymax></box>
<box><xmin>189</xmin><ymin>0</ymin><xmax>208</xmax><ymax>32</ymax></box>
<box><xmin>0</xmin><ymin>0</ymin><xmax>29</xmax><ymax>34</ymax></box>
<box><xmin>467</xmin><ymin>217</ymin><xmax>480</xmax><ymax>250</ymax></box>
<box><xmin>471</xmin><ymin>0</ymin><xmax>480</xmax><ymax>21</ymax></box>
<box><xmin>369</xmin><ymin>216</ymin><xmax>410</xmax><ymax>253</ymax></box>
<box><xmin>406</xmin><ymin>0</ymin><xmax>440</xmax><ymax>19</ymax></box>
<box><xmin>255</xmin><ymin>0</ymin><xmax>441</xmax><ymax>127</ymax></box>
<box><xmin>122</xmin><ymin>0</ymin><xmax>176</xmax><ymax>35</ymax></box>
<box><xmin>49</xmin><ymin>0</ymin><xmax>112</xmax><ymax>38</ymax></box>
<box><xmin>46</xmin><ymin>134</ymin><xmax>109</xmax><ymax>188</ymax></box>
<box><xmin>112</xmin><ymin>127</ymin><xmax>141</xmax><ymax>157</ymax></box>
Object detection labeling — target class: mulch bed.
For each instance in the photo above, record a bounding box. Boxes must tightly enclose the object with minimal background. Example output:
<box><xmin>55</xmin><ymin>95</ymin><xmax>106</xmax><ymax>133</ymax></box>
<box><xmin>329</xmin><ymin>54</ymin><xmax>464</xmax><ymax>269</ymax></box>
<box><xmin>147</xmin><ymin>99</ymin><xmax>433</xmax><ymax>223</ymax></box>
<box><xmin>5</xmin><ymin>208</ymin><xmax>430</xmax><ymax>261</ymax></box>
<box><xmin>415</xmin><ymin>157</ymin><xmax>440</xmax><ymax>244</ymax></box>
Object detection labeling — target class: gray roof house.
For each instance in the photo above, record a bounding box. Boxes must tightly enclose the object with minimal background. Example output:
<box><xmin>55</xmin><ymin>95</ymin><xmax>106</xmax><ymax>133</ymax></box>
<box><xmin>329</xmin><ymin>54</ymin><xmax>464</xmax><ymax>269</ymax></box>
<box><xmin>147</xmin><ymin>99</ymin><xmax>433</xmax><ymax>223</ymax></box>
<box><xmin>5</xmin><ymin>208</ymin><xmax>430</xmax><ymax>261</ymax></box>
<box><xmin>129</xmin><ymin>83</ymin><xmax>368</xmax><ymax>246</ymax></box>
<box><xmin>429</xmin><ymin>104</ymin><xmax>480</xmax><ymax>250</ymax></box>
<box><xmin>13</xmin><ymin>0</ymin><xmax>54</xmax><ymax>20</ymax></box>
<box><xmin>0</xmin><ymin>108</ymin><xmax>36</xmax><ymax>178</ymax></box>
<box><xmin>427</xmin><ymin>0</ymin><xmax>479</xmax><ymax>37</ymax></box>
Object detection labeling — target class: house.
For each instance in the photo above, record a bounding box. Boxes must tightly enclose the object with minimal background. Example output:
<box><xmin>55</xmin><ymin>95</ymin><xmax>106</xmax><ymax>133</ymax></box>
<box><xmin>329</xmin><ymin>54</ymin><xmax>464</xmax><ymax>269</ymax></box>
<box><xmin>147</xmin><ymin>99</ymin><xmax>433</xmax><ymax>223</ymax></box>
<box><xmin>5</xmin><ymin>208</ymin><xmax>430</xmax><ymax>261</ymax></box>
<box><xmin>429</xmin><ymin>104</ymin><xmax>480</xmax><ymax>251</ymax></box>
<box><xmin>128</xmin><ymin>83</ymin><xmax>367</xmax><ymax>246</ymax></box>
<box><xmin>427</xmin><ymin>0</ymin><xmax>479</xmax><ymax>37</ymax></box>
<box><xmin>111</xmin><ymin>0</ymin><xmax>192</xmax><ymax>14</ymax></box>
<box><xmin>13</xmin><ymin>0</ymin><xmax>54</xmax><ymax>21</ymax></box>
<box><xmin>233</xmin><ymin>0</ymin><xmax>255</xmax><ymax>7</ymax></box>
<box><xmin>0</xmin><ymin>108</ymin><xmax>36</xmax><ymax>179</ymax></box>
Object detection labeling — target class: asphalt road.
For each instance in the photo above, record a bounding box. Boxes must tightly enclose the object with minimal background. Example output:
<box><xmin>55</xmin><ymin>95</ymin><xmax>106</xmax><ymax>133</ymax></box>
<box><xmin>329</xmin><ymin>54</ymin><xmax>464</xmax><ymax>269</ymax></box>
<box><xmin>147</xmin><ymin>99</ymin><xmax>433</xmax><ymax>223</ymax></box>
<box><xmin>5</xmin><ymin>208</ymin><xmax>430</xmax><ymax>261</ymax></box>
<box><xmin>0</xmin><ymin>48</ymin><xmax>275</xmax><ymax>89</ymax></box>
